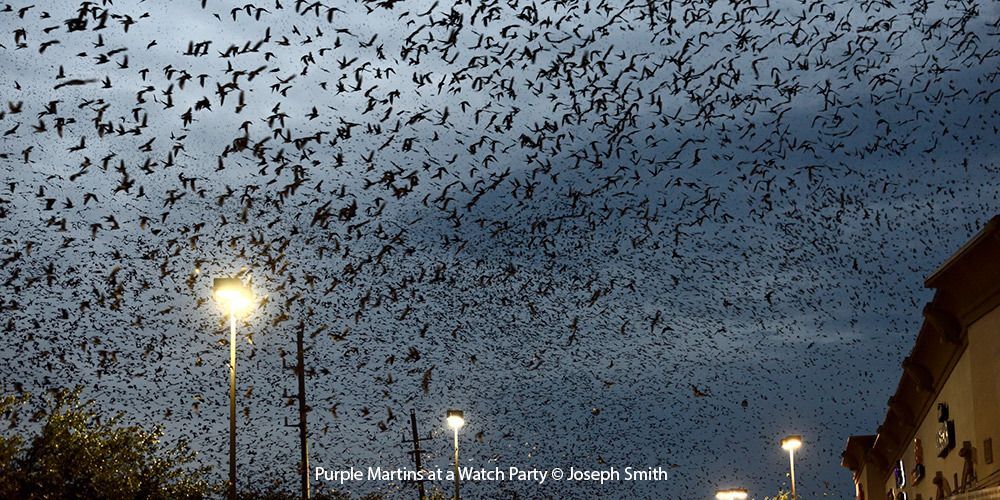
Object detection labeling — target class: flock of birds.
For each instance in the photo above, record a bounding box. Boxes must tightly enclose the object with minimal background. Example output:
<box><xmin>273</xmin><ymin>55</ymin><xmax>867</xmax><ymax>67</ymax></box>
<box><xmin>1</xmin><ymin>0</ymin><xmax>998</xmax><ymax>497</ymax></box>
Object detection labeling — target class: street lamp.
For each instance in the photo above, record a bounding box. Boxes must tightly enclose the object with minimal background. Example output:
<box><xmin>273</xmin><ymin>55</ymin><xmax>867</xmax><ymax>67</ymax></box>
<box><xmin>781</xmin><ymin>435</ymin><xmax>803</xmax><ymax>500</ymax></box>
<box><xmin>213</xmin><ymin>277</ymin><xmax>254</xmax><ymax>500</ymax></box>
<box><xmin>446</xmin><ymin>409</ymin><xmax>465</xmax><ymax>500</ymax></box>
<box><xmin>716</xmin><ymin>488</ymin><xmax>748</xmax><ymax>500</ymax></box>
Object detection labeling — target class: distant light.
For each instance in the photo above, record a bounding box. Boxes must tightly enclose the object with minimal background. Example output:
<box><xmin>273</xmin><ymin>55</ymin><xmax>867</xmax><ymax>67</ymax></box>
<box><xmin>213</xmin><ymin>278</ymin><xmax>254</xmax><ymax>316</ymax></box>
<box><xmin>782</xmin><ymin>435</ymin><xmax>803</xmax><ymax>452</ymax></box>
<box><xmin>716</xmin><ymin>488</ymin><xmax>748</xmax><ymax>500</ymax></box>
<box><xmin>446</xmin><ymin>409</ymin><xmax>465</xmax><ymax>430</ymax></box>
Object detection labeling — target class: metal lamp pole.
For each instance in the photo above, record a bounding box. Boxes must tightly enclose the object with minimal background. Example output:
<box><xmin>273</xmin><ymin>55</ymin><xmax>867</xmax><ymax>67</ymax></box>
<box><xmin>446</xmin><ymin>410</ymin><xmax>464</xmax><ymax>500</ymax></box>
<box><xmin>453</xmin><ymin>427</ymin><xmax>460</xmax><ymax>500</ymax></box>
<box><xmin>214</xmin><ymin>277</ymin><xmax>253</xmax><ymax>500</ymax></box>
<box><xmin>781</xmin><ymin>435</ymin><xmax>802</xmax><ymax>500</ymax></box>
<box><xmin>228</xmin><ymin>308</ymin><xmax>237</xmax><ymax>500</ymax></box>
<box><xmin>788</xmin><ymin>447</ymin><xmax>797</xmax><ymax>500</ymax></box>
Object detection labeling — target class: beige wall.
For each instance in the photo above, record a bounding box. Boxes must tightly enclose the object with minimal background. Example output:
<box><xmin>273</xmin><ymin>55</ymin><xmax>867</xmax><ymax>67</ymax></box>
<box><xmin>968</xmin><ymin>305</ymin><xmax>1000</xmax><ymax>482</ymax></box>
<box><xmin>883</xmin><ymin>304</ymin><xmax>999</xmax><ymax>499</ymax></box>
<box><xmin>857</xmin><ymin>463</ymin><xmax>888</xmax><ymax>500</ymax></box>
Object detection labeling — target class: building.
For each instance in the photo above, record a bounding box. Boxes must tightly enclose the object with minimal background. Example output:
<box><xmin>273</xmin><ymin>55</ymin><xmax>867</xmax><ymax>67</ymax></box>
<box><xmin>841</xmin><ymin>216</ymin><xmax>1000</xmax><ymax>500</ymax></box>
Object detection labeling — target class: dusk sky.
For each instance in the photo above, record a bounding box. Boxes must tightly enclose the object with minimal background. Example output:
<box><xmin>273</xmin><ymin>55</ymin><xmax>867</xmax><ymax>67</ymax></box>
<box><xmin>1</xmin><ymin>0</ymin><xmax>998</xmax><ymax>498</ymax></box>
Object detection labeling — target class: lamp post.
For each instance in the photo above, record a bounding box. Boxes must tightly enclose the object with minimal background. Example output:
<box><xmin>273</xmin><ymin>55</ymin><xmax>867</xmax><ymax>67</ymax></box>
<box><xmin>781</xmin><ymin>435</ymin><xmax>803</xmax><ymax>500</ymax></box>
<box><xmin>446</xmin><ymin>409</ymin><xmax>465</xmax><ymax>500</ymax></box>
<box><xmin>213</xmin><ymin>277</ymin><xmax>254</xmax><ymax>500</ymax></box>
<box><xmin>715</xmin><ymin>488</ymin><xmax>749</xmax><ymax>500</ymax></box>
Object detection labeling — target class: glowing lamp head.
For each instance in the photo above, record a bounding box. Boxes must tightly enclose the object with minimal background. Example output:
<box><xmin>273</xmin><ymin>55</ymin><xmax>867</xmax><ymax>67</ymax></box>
<box><xmin>446</xmin><ymin>409</ymin><xmax>465</xmax><ymax>430</ymax></box>
<box><xmin>782</xmin><ymin>435</ymin><xmax>803</xmax><ymax>452</ymax></box>
<box><xmin>716</xmin><ymin>488</ymin><xmax>748</xmax><ymax>500</ymax></box>
<box><xmin>213</xmin><ymin>277</ymin><xmax>254</xmax><ymax>316</ymax></box>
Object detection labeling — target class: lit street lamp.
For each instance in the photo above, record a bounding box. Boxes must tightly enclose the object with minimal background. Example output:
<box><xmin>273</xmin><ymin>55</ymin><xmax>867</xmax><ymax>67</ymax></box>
<box><xmin>213</xmin><ymin>277</ymin><xmax>254</xmax><ymax>500</ymax></box>
<box><xmin>716</xmin><ymin>488</ymin><xmax>748</xmax><ymax>500</ymax></box>
<box><xmin>781</xmin><ymin>435</ymin><xmax>803</xmax><ymax>500</ymax></box>
<box><xmin>446</xmin><ymin>409</ymin><xmax>465</xmax><ymax>500</ymax></box>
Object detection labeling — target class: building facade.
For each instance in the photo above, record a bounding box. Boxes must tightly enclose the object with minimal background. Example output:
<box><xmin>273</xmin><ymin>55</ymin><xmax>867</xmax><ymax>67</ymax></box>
<box><xmin>841</xmin><ymin>216</ymin><xmax>1000</xmax><ymax>500</ymax></box>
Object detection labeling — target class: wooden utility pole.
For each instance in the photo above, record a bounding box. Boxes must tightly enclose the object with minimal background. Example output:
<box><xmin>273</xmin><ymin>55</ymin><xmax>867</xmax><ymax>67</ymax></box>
<box><xmin>403</xmin><ymin>409</ymin><xmax>432</xmax><ymax>500</ymax></box>
<box><xmin>284</xmin><ymin>320</ymin><xmax>311</xmax><ymax>499</ymax></box>
<box><xmin>296</xmin><ymin>322</ymin><xmax>310</xmax><ymax>500</ymax></box>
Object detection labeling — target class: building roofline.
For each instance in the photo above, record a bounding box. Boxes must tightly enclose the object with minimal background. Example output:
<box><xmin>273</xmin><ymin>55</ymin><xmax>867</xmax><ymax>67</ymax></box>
<box><xmin>925</xmin><ymin>215</ymin><xmax>1000</xmax><ymax>288</ymax></box>
<box><xmin>841</xmin><ymin>215</ymin><xmax>1000</xmax><ymax>486</ymax></box>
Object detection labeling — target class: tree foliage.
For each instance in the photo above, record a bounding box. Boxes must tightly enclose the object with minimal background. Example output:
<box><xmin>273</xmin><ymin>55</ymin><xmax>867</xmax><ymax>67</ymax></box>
<box><xmin>0</xmin><ymin>387</ymin><xmax>217</xmax><ymax>499</ymax></box>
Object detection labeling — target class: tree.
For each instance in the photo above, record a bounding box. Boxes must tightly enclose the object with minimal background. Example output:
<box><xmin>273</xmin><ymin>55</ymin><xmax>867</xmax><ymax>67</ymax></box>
<box><xmin>0</xmin><ymin>387</ymin><xmax>217</xmax><ymax>499</ymax></box>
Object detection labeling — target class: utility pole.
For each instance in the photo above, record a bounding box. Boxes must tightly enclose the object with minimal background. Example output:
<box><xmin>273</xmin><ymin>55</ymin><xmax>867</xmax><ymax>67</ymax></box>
<box><xmin>296</xmin><ymin>321</ymin><xmax>310</xmax><ymax>500</ymax></box>
<box><xmin>284</xmin><ymin>320</ymin><xmax>311</xmax><ymax>499</ymax></box>
<box><xmin>403</xmin><ymin>409</ymin><xmax>432</xmax><ymax>500</ymax></box>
